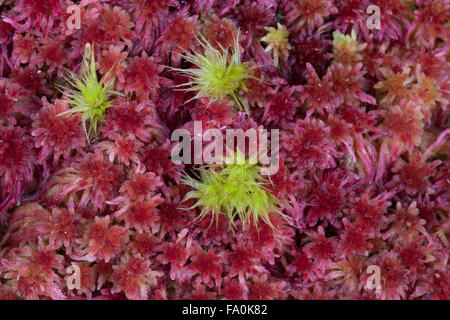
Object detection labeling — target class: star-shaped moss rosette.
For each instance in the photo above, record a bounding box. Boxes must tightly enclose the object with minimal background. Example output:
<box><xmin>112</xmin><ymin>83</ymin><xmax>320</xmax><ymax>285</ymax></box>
<box><xmin>332</xmin><ymin>29</ymin><xmax>367</xmax><ymax>64</ymax></box>
<box><xmin>172</xmin><ymin>31</ymin><xmax>255</xmax><ymax>112</ymax></box>
<box><xmin>58</xmin><ymin>43</ymin><xmax>122</xmax><ymax>141</ymax></box>
<box><xmin>182</xmin><ymin>151</ymin><xmax>286</xmax><ymax>230</ymax></box>
<box><xmin>261</xmin><ymin>23</ymin><xmax>291</xmax><ymax>68</ymax></box>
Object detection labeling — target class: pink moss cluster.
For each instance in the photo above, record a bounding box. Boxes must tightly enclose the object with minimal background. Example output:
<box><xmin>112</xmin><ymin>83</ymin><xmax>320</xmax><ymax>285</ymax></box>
<box><xmin>0</xmin><ymin>0</ymin><xmax>448</xmax><ymax>300</ymax></box>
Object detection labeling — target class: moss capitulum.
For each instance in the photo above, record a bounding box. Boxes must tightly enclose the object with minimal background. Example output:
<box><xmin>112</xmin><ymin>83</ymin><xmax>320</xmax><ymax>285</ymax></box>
<box><xmin>182</xmin><ymin>151</ymin><xmax>284</xmax><ymax>230</ymax></box>
<box><xmin>173</xmin><ymin>32</ymin><xmax>255</xmax><ymax>112</ymax></box>
<box><xmin>58</xmin><ymin>43</ymin><xmax>122</xmax><ymax>141</ymax></box>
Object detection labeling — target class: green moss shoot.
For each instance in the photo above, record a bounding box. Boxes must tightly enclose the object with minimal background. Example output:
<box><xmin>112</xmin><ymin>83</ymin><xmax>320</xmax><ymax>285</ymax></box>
<box><xmin>173</xmin><ymin>32</ymin><xmax>255</xmax><ymax>112</ymax></box>
<box><xmin>182</xmin><ymin>151</ymin><xmax>284</xmax><ymax>230</ymax></box>
<box><xmin>58</xmin><ymin>43</ymin><xmax>122</xmax><ymax>141</ymax></box>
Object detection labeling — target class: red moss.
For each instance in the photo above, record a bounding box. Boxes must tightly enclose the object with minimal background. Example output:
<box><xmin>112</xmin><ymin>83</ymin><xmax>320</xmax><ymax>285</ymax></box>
<box><xmin>43</xmin><ymin>153</ymin><xmax>122</xmax><ymax>212</ymax></box>
<box><xmin>6</xmin><ymin>202</ymin><xmax>82</xmax><ymax>253</ymax></box>
<box><xmin>94</xmin><ymin>261</ymin><xmax>114</xmax><ymax>290</ymax></box>
<box><xmin>128</xmin><ymin>233</ymin><xmax>161</xmax><ymax>258</ymax></box>
<box><xmin>102</xmin><ymin>99</ymin><xmax>164</xmax><ymax>143</ymax></box>
<box><xmin>370</xmin><ymin>0</ymin><xmax>411</xmax><ymax>41</ymax></box>
<box><xmin>414</xmin><ymin>48</ymin><xmax>449</xmax><ymax>82</ymax></box>
<box><xmin>291</xmin><ymin>282</ymin><xmax>337</xmax><ymax>300</ymax></box>
<box><xmin>202</xmin><ymin>15</ymin><xmax>238</xmax><ymax>50</ymax></box>
<box><xmin>374</xmin><ymin>67</ymin><xmax>413</xmax><ymax>106</ymax></box>
<box><xmin>233</xmin><ymin>0</ymin><xmax>275</xmax><ymax>43</ymax></box>
<box><xmin>0</xmin><ymin>126</ymin><xmax>34</xmax><ymax>215</ymax></box>
<box><xmin>0</xmin><ymin>19</ymin><xmax>13</xmax><ymax>45</ymax></box>
<box><xmin>0</xmin><ymin>78</ymin><xmax>23</xmax><ymax>125</ymax></box>
<box><xmin>72</xmin><ymin>21</ymin><xmax>109</xmax><ymax>55</ymax></box>
<box><xmin>191</xmin><ymin>213</ymin><xmax>233</xmax><ymax>247</ymax></box>
<box><xmin>339</xmin><ymin>218</ymin><xmax>373</xmax><ymax>255</ymax></box>
<box><xmin>118</xmin><ymin>197</ymin><xmax>162</xmax><ymax>234</ymax></box>
<box><xmin>412</xmin><ymin>268</ymin><xmax>450</xmax><ymax>299</ymax></box>
<box><xmin>65</xmin><ymin>262</ymin><xmax>96</xmax><ymax>299</ymax></box>
<box><xmin>329</xmin><ymin>62</ymin><xmax>376</xmax><ymax>106</ymax></box>
<box><xmin>99</xmin><ymin>5</ymin><xmax>134</xmax><ymax>44</ymax></box>
<box><xmin>0</xmin><ymin>284</ymin><xmax>18</xmax><ymax>300</ymax></box>
<box><xmin>281</xmin><ymin>118</ymin><xmax>339</xmax><ymax>172</ymax></box>
<box><xmin>188</xmin><ymin>283</ymin><xmax>217</xmax><ymax>300</ymax></box>
<box><xmin>32</xmin><ymin>98</ymin><xmax>85</xmax><ymax>165</ymax></box>
<box><xmin>5</xmin><ymin>202</ymin><xmax>52</xmax><ymax>247</ymax></box>
<box><xmin>288</xmin><ymin>31</ymin><xmax>332</xmax><ymax>84</ymax></box>
<box><xmin>13</xmin><ymin>67</ymin><xmax>48</xmax><ymax>95</ymax></box>
<box><xmin>189</xmin><ymin>248</ymin><xmax>224</xmax><ymax>287</ymax></box>
<box><xmin>157</xmin><ymin>231</ymin><xmax>192</xmax><ymax>281</ymax></box>
<box><xmin>245</xmin><ymin>219</ymin><xmax>282</xmax><ymax>255</ymax></box>
<box><xmin>48</xmin><ymin>206</ymin><xmax>83</xmax><ymax>251</ymax></box>
<box><xmin>366</xmin><ymin>251</ymin><xmax>409</xmax><ymax>300</ymax></box>
<box><xmin>35</xmin><ymin>37</ymin><xmax>67</xmax><ymax>76</ymax></box>
<box><xmin>304</xmin><ymin>226</ymin><xmax>337</xmax><ymax>271</ymax></box>
<box><xmin>191</xmin><ymin>99</ymin><xmax>234</xmax><ymax>127</ymax></box>
<box><xmin>391</xmin><ymin>152</ymin><xmax>440</xmax><ymax>196</ymax></box>
<box><xmin>380</xmin><ymin>100</ymin><xmax>424</xmax><ymax>158</ymax></box>
<box><xmin>333</xmin><ymin>0</ymin><xmax>369</xmax><ymax>37</ymax></box>
<box><xmin>8</xmin><ymin>0</ymin><xmax>63</xmax><ymax>32</ymax></box>
<box><xmin>286</xmin><ymin>251</ymin><xmax>315</xmax><ymax>280</ymax></box>
<box><xmin>0</xmin><ymin>241</ymin><xmax>65</xmax><ymax>299</ymax></box>
<box><xmin>98</xmin><ymin>136</ymin><xmax>143</xmax><ymax>166</ymax></box>
<box><xmin>240</xmin><ymin>67</ymin><xmax>275</xmax><ymax>107</ymax></box>
<box><xmin>158</xmin><ymin>195</ymin><xmax>192</xmax><ymax>238</ymax></box>
<box><xmin>0</xmin><ymin>0</ymin><xmax>448</xmax><ymax>301</ymax></box>
<box><xmin>77</xmin><ymin>215</ymin><xmax>129</xmax><ymax>263</ymax></box>
<box><xmin>120</xmin><ymin>170</ymin><xmax>162</xmax><ymax>202</ymax></box>
<box><xmin>428</xmin><ymin>270</ymin><xmax>450</xmax><ymax>300</ymax></box>
<box><xmin>327</xmin><ymin>114</ymin><xmax>353</xmax><ymax>145</ymax></box>
<box><xmin>228</xmin><ymin>244</ymin><xmax>260</xmax><ymax>280</ymax></box>
<box><xmin>299</xmin><ymin>63</ymin><xmax>339</xmax><ymax>116</ymax></box>
<box><xmin>111</xmin><ymin>254</ymin><xmax>162</xmax><ymax>300</ymax></box>
<box><xmin>337</xmin><ymin>104</ymin><xmax>378</xmax><ymax>134</ymax></box>
<box><xmin>128</xmin><ymin>0</ymin><xmax>176</xmax><ymax>48</ymax></box>
<box><xmin>349</xmin><ymin>190</ymin><xmax>392</xmax><ymax>233</ymax></box>
<box><xmin>142</xmin><ymin>141</ymin><xmax>183</xmax><ymax>183</ymax></box>
<box><xmin>407</xmin><ymin>0</ymin><xmax>450</xmax><ymax>47</ymax></box>
<box><xmin>122</xmin><ymin>53</ymin><xmax>169</xmax><ymax>102</ymax></box>
<box><xmin>155</xmin><ymin>9</ymin><xmax>200</xmax><ymax>67</ymax></box>
<box><xmin>99</xmin><ymin>45</ymin><xmax>128</xmax><ymax>83</ymax></box>
<box><xmin>221</xmin><ymin>278</ymin><xmax>247</xmax><ymax>299</ymax></box>
<box><xmin>248</xmin><ymin>275</ymin><xmax>287</xmax><ymax>300</ymax></box>
<box><xmin>383</xmin><ymin>202</ymin><xmax>427</xmax><ymax>242</ymax></box>
<box><xmin>413</xmin><ymin>66</ymin><xmax>444</xmax><ymax>114</ymax></box>
<box><xmin>326</xmin><ymin>255</ymin><xmax>365</xmax><ymax>293</ymax></box>
<box><xmin>306</xmin><ymin>168</ymin><xmax>357</xmax><ymax>227</ymax></box>
<box><xmin>399</xmin><ymin>240</ymin><xmax>429</xmax><ymax>274</ymax></box>
<box><xmin>266</xmin><ymin>157</ymin><xmax>301</xmax><ymax>206</ymax></box>
<box><xmin>282</xmin><ymin>0</ymin><xmax>338</xmax><ymax>32</ymax></box>
<box><xmin>11</xmin><ymin>33</ymin><xmax>35</xmax><ymax>66</ymax></box>
<box><xmin>263</xmin><ymin>88</ymin><xmax>299</xmax><ymax>126</ymax></box>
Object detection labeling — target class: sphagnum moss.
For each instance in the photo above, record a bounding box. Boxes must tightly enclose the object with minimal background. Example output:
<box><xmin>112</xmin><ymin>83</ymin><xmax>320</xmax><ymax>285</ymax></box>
<box><xmin>58</xmin><ymin>43</ymin><xmax>122</xmax><ymax>141</ymax></box>
<box><xmin>172</xmin><ymin>32</ymin><xmax>255</xmax><ymax>112</ymax></box>
<box><xmin>182</xmin><ymin>151</ymin><xmax>285</xmax><ymax>230</ymax></box>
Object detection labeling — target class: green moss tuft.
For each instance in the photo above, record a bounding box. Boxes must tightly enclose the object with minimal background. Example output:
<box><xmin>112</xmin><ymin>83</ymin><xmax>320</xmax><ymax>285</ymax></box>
<box><xmin>173</xmin><ymin>32</ymin><xmax>255</xmax><ymax>112</ymax></box>
<box><xmin>182</xmin><ymin>151</ymin><xmax>284</xmax><ymax>230</ymax></box>
<box><xmin>58</xmin><ymin>43</ymin><xmax>122</xmax><ymax>141</ymax></box>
